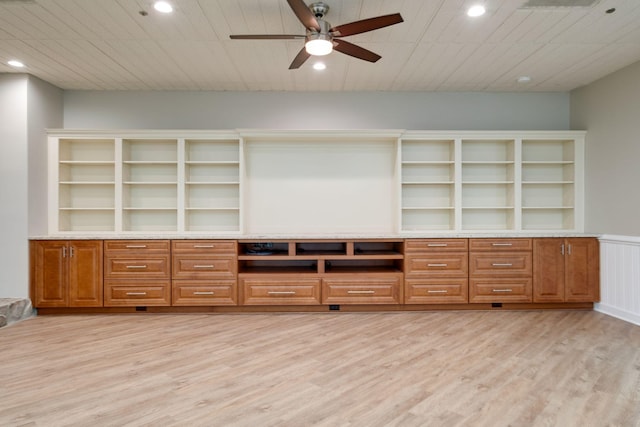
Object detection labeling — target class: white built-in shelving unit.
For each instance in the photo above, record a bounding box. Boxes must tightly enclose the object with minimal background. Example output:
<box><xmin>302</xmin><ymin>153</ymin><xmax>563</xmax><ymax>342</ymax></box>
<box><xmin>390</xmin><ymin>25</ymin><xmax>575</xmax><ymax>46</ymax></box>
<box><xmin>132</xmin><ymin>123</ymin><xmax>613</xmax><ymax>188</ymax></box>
<box><xmin>57</xmin><ymin>138</ymin><xmax>116</xmax><ymax>232</ymax></box>
<box><xmin>49</xmin><ymin>132</ymin><xmax>241</xmax><ymax>234</ymax></box>
<box><xmin>401</xmin><ymin>139</ymin><xmax>456</xmax><ymax>231</ymax></box>
<box><xmin>399</xmin><ymin>131</ymin><xmax>584</xmax><ymax>233</ymax></box>
<box><xmin>460</xmin><ymin>138</ymin><xmax>515</xmax><ymax>231</ymax></box>
<box><xmin>184</xmin><ymin>139</ymin><xmax>240</xmax><ymax>232</ymax></box>
<box><xmin>122</xmin><ymin>138</ymin><xmax>178</xmax><ymax>232</ymax></box>
<box><xmin>48</xmin><ymin>130</ymin><xmax>584</xmax><ymax>235</ymax></box>
<box><xmin>521</xmin><ymin>139</ymin><xmax>577</xmax><ymax>231</ymax></box>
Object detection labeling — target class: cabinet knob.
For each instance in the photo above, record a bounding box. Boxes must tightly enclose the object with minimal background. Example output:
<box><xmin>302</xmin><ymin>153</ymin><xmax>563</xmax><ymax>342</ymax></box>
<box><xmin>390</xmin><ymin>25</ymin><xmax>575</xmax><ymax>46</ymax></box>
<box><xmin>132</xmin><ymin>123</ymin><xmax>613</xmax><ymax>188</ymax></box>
<box><xmin>193</xmin><ymin>291</ymin><xmax>215</xmax><ymax>296</ymax></box>
<box><xmin>126</xmin><ymin>265</ymin><xmax>148</xmax><ymax>269</ymax></box>
<box><xmin>267</xmin><ymin>291</ymin><xmax>296</xmax><ymax>295</ymax></box>
<box><xmin>347</xmin><ymin>290</ymin><xmax>375</xmax><ymax>294</ymax></box>
<box><xmin>492</xmin><ymin>289</ymin><xmax>513</xmax><ymax>293</ymax></box>
<box><xmin>427</xmin><ymin>290</ymin><xmax>448</xmax><ymax>294</ymax></box>
<box><xmin>193</xmin><ymin>265</ymin><xmax>215</xmax><ymax>269</ymax></box>
<box><xmin>492</xmin><ymin>263</ymin><xmax>513</xmax><ymax>267</ymax></box>
<box><xmin>126</xmin><ymin>292</ymin><xmax>147</xmax><ymax>296</ymax></box>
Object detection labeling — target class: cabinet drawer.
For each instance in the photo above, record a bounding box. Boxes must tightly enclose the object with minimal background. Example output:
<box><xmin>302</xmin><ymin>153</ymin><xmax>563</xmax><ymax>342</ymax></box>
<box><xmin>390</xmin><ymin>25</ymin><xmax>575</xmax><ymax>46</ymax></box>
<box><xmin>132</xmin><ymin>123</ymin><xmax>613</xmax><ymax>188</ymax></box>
<box><xmin>405</xmin><ymin>278</ymin><xmax>468</xmax><ymax>304</ymax></box>
<box><xmin>105</xmin><ymin>255</ymin><xmax>170</xmax><ymax>279</ymax></box>
<box><xmin>321</xmin><ymin>275</ymin><xmax>402</xmax><ymax>305</ymax></box>
<box><xmin>469</xmin><ymin>278</ymin><xmax>532</xmax><ymax>303</ymax></box>
<box><xmin>469</xmin><ymin>239</ymin><xmax>532</xmax><ymax>251</ymax></box>
<box><xmin>240</xmin><ymin>277</ymin><xmax>321</xmax><ymax>306</ymax></box>
<box><xmin>104</xmin><ymin>280</ymin><xmax>171</xmax><ymax>306</ymax></box>
<box><xmin>405</xmin><ymin>253</ymin><xmax>468</xmax><ymax>276</ymax></box>
<box><xmin>172</xmin><ymin>240</ymin><xmax>237</xmax><ymax>254</ymax></box>
<box><xmin>172</xmin><ymin>255</ymin><xmax>236</xmax><ymax>279</ymax></box>
<box><xmin>105</xmin><ymin>240</ymin><xmax>170</xmax><ymax>252</ymax></box>
<box><xmin>172</xmin><ymin>280</ymin><xmax>237</xmax><ymax>306</ymax></box>
<box><xmin>405</xmin><ymin>239</ymin><xmax>468</xmax><ymax>253</ymax></box>
<box><xmin>469</xmin><ymin>252</ymin><xmax>532</xmax><ymax>276</ymax></box>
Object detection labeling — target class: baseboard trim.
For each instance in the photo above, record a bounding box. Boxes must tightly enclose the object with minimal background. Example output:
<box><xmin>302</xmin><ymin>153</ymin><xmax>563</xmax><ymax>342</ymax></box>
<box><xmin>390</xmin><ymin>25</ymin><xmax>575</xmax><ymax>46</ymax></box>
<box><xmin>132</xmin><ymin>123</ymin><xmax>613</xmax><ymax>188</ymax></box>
<box><xmin>594</xmin><ymin>303</ymin><xmax>640</xmax><ymax>327</ymax></box>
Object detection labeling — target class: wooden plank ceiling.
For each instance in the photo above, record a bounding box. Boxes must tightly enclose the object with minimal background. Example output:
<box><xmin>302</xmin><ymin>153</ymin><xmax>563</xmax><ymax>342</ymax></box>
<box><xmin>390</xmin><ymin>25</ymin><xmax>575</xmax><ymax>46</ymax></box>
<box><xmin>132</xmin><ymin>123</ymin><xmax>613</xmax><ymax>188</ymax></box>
<box><xmin>0</xmin><ymin>0</ymin><xmax>639</xmax><ymax>91</ymax></box>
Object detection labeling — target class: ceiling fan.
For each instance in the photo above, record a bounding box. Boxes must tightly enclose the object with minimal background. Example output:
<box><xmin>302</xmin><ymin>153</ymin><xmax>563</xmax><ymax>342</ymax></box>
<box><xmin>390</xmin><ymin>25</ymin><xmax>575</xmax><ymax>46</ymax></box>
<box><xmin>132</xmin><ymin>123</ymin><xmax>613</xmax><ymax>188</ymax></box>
<box><xmin>229</xmin><ymin>0</ymin><xmax>404</xmax><ymax>69</ymax></box>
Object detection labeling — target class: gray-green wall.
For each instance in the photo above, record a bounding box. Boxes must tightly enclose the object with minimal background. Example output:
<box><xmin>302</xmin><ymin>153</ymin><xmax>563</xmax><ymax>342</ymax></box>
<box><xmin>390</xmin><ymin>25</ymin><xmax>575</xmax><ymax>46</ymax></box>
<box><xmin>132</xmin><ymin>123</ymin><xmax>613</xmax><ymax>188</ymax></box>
<box><xmin>63</xmin><ymin>91</ymin><xmax>570</xmax><ymax>131</ymax></box>
<box><xmin>571</xmin><ymin>60</ymin><xmax>640</xmax><ymax>237</ymax></box>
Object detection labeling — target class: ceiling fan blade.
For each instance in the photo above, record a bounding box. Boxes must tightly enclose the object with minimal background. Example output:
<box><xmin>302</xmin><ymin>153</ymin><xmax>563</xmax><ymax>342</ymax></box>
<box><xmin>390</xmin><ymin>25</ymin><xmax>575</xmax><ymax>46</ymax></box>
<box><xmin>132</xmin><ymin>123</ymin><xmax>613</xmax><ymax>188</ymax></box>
<box><xmin>333</xmin><ymin>39</ymin><xmax>381</xmax><ymax>63</ymax></box>
<box><xmin>330</xmin><ymin>13</ymin><xmax>403</xmax><ymax>37</ymax></box>
<box><xmin>287</xmin><ymin>0</ymin><xmax>320</xmax><ymax>31</ymax></box>
<box><xmin>230</xmin><ymin>34</ymin><xmax>305</xmax><ymax>40</ymax></box>
<box><xmin>289</xmin><ymin>47</ymin><xmax>311</xmax><ymax>69</ymax></box>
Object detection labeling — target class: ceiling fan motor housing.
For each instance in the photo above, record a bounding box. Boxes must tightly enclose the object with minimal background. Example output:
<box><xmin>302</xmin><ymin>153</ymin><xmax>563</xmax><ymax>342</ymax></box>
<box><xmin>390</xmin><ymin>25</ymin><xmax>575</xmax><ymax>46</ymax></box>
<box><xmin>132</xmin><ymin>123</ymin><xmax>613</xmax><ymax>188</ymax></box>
<box><xmin>310</xmin><ymin>2</ymin><xmax>329</xmax><ymax>19</ymax></box>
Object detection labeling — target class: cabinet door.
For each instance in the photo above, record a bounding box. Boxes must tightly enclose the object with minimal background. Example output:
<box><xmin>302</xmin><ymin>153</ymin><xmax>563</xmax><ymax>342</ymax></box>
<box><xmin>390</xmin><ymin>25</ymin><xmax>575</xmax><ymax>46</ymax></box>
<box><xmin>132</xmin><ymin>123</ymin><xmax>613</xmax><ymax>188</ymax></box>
<box><xmin>31</xmin><ymin>241</ymin><xmax>68</xmax><ymax>307</ymax></box>
<box><xmin>533</xmin><ymin>239</ymin><xmax>565</xmax><ymax>303</ymax></box>
<box><xmin>68</xmin><ymin>241</ymin><xmax>103</xmax><ymax>307</ymax></box>
<box><xmin>565</xmin><ymin>238</ymin><xmax>600</xmax><ymax>302</ymax></box>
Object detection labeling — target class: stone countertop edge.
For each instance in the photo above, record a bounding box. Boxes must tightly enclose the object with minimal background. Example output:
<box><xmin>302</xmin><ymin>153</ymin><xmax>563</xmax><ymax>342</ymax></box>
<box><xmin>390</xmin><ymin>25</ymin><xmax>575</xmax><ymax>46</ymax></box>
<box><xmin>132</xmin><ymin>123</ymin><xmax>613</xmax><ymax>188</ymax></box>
<box><xmin>29</xmin><ymin>233</ymin><xmax>602</xmax><ymax>240</ymax></box>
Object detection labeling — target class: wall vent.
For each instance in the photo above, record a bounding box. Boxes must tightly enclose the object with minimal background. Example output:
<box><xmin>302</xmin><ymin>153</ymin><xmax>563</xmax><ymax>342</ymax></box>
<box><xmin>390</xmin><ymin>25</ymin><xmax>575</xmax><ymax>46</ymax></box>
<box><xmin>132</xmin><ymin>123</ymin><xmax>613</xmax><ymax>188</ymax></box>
<box><xmin>520</xmin><ymin>0</ymin><xmax>600</xmax><ymax>8</ymax></box>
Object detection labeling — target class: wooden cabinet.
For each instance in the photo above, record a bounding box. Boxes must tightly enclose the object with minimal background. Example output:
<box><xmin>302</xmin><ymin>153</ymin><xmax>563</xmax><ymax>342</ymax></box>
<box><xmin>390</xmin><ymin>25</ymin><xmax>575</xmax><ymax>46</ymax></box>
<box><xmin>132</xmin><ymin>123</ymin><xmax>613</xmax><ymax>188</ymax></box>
<box><xmin>404</xmin><ymin>239</ymin><xmax>468</xmax><ymax>304</ymax></box>
<box><xmin>29</xmin><ymin>237</ymin><xmax>599</xmax><ymax>311</ymax></box>
<box><xmin>240</xmin><ymin>277</ymin><xmax>322</xmax><ymax>305</ymax></box>
<box><xmin>469</xmin><ymin>238</ymin><xmax>532</xmax><ymax>303</ymax></box>
<box><xmin>237</xmin><ymin>239</ymin><xmax>403</xmax><ymax>306</ymax></box>
<box><xmin>533</xmin><ymin>238</ymin><xmax>599</xmax><ymax>303</ymax></box>
<box><xmin>104</xmin><ymin>240</ymin><xmax>171</xmax><ymax>306</ymax></box>
<box><xmin>171</xmin><ymin>240</ymin><xmax>237</xmax><ymax>306</ymax></box>
<box><xmin>322</xmin><ymin>275</ymin><xmax>403</xmax><ymax>305</ymax></box>
<box><xmin>30</xmin><ymin>240</ymin><xmax>103</xmax><ymax>307</ymax></box>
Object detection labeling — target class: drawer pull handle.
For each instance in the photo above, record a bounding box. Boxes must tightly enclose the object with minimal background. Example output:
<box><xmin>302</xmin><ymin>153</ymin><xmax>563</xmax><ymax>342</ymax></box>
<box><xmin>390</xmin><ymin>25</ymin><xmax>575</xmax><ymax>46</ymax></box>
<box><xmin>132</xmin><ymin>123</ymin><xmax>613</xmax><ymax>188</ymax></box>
<box><xmin>427</xmin><ymin>290</ymin><xmax>448</xmax><ymax>294</ymax></box>
<box><xmin>492</xmin><ymin>263</ymin><xmax>513</xmax><ymax>267</ymax></box>
<box><xmin>194</xmin><ymin>245</ymin><xmax>215</xmax><ymax>248</ymax></box>
<box><xmin>347</xmin><ymin>290</ymin><xmax>375</xmax><ymax>294</ymax></box>
<box><xmin>427</xmin><ymin>243</ymin><xmax>448</xmax><ymax>247</ymax></box>
<box><xmin>428</xmin><ymin>263</ymin><xmax>448</xmax><ymax>267</ymax></box>
<box><xmin>126</xmin><ymin>265</ymin><xmax>147</xmax><ymax>269</ymax></box>
<box><xmin>492</xmin><ymin>289</ymin><xmax>513</xmax><ymax>293</ymax></box>
<box><xmin>126</xmin><ymin>292</ymin><xmax>147</xmax><ymax>296</ymax></box>
<box><xmin>193</xmin><ymin>291</ymin><xmax>215</xmax><ymax>295</ymax></box>
<box><xmin>126</xmin><ymin>245</ymin><xmax>148</xmax><ymax>248</ymax></box>
<box><xmin>268</xmin><ymin>291</ymin><xmax>296</xmax><ymax>295</ymax></box>
<box><xmin>492</xmin><ymin>243</ymin><xmax>513</xmax><ymax>246</ymax></box>
<box><xmin>193</xmin><ymin>265</ymin><xmax>215</xmax><ymax>269</ymax></box>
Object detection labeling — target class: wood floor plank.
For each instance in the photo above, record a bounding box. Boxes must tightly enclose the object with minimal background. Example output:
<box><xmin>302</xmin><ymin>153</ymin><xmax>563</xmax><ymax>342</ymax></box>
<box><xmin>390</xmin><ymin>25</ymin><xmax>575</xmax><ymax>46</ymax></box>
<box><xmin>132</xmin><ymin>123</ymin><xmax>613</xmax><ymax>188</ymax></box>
<box><xmin>1</xmin><ymin>311</ymin><xmax>639</xmax><ymax>426</ymax></box>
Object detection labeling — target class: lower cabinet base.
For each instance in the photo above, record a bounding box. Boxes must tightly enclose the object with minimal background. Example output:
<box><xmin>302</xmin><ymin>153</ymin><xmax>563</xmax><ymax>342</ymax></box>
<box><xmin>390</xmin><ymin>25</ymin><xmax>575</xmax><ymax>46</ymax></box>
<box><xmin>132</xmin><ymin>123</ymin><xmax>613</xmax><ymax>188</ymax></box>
<box><xmin>36</xmin><ymin>302</ymin><xmax>595</xmax><ymax>315</ymax></box>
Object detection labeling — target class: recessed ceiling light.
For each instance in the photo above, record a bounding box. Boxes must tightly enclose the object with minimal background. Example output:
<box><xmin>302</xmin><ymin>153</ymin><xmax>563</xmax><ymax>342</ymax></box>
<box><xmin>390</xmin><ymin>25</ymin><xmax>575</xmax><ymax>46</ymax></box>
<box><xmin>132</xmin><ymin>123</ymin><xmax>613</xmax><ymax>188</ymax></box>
<box><xmin>313</xmin><ymin>62</ymin><xmax>327</xmax><ymax>71</ymax></box>
<box><xmin>517</xmin><ymin>76</ymin><xmax>532</xmax><ymax>83</ymax></box>
<box><xmin>467</xmin><ymin>4</ymin><xmax>486</xmax><ymax>17</ymax></box>
<box><xmin>8</xmin><ymin>60</ymin><xmax>25</xmax><ymax>68</ymax></box>
<box><xmin>153</xmin><ymin>1</ymin><xmax>173</xmax><ymax>13</ymax></box>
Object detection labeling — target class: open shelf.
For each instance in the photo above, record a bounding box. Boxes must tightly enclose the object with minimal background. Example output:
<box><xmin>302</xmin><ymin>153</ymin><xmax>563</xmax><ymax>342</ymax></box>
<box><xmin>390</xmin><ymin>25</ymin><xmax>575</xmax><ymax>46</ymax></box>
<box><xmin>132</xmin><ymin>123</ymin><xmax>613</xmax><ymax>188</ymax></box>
<box><xmin>237</xmin><ymin>239</ymin><xmax>404</xmax><ymax>275</ymax></box>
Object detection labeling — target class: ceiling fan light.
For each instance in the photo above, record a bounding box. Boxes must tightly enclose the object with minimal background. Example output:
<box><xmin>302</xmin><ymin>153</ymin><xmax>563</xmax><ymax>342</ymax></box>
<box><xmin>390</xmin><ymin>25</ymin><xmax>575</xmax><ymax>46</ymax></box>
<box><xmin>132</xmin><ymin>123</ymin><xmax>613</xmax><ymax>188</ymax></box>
<box><xmin>305</xmin><ymin>39</ymin><xmax>333</xmax><ymax>56</ymax></box>
<box><xmin>154</xmin><ymin>1</ymin><xmax>173</xmax><ymax>13</ymax></box>
<box><xmin>8</xmin><ymin>60</ymin><xmax>25</xmax><ymax>68</ymax></box>
<box><xmin>467</xmin><ymin>4</ymin><xmax>486</xmax><ymax>17</ymax></box>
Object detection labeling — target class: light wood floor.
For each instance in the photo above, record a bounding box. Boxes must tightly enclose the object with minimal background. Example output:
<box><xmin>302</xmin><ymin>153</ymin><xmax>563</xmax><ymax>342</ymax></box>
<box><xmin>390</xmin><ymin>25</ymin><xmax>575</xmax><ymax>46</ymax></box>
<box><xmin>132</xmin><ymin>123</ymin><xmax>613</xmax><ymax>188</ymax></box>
<box><xmin>1</xmin><ymin>310</ymin><xmax>639</xmax><ymax>427</ymax></box>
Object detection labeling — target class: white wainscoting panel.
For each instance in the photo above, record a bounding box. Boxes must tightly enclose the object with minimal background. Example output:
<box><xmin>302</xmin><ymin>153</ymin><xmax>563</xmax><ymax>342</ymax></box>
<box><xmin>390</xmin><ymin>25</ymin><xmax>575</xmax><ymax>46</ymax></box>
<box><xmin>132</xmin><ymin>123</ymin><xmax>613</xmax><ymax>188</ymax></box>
<box><xmin>596</xmin><ymin>235</ymin><xmax>640</xmax><ymax>326</ymax></box>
